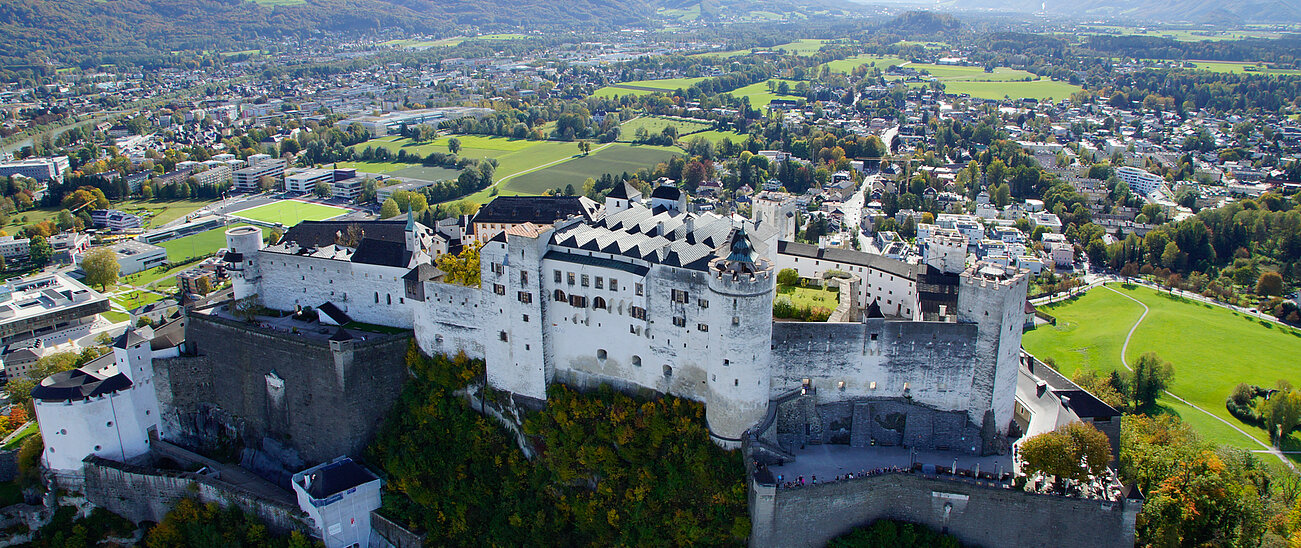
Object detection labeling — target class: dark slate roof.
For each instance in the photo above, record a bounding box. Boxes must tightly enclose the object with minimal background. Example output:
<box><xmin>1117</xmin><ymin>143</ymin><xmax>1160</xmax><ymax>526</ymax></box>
<box><xmin>283</xmin><ymin>220</ymin><xmax>409</xmax><ymax>248</ymax></box>
<box><xmin>402</xmin><ymin>263</ymin><xmax>443</xmax><ymax>282</ymax></box>
<box><xmin>302</xmin><ymin>458</ymin><xmax>378</xmax><ymax>500</ymax></box>
<box><xmin>113</xmin><ymin>328</ymin><xmax>150</xmax><ymax>350</ymax></box>
<box><xmin>866</xmin><ymin>299</ymin><xmax>884</xmax><ymax>318</ymax></box>
<box><xmin>1052</xmin><ymin>389</ymin><xmax>1121</xmax><ymax>419</ymax></box>
<box><xmin>328</xmin><ymin>328</ymin><xmax>355</xmax><ymax>342</ymax></box>
<box><xmin>776</xmin><ymin>241</ymin><xmax>919</xmax><ymax>280</ymax></box>
<box><xmin>151</xmin><ymin>320</ymin><xmax>186</xmax><ymax>351</ymax></box>
<box><xmin>350</xmin><ymin>238</ymin><xmax>410</xmax><ymax>268</ymax></box>
<box><xmin>472</xmin><ymin>196</ymin><xmax>599</xmax><ymax>226</ymax></box>
<box><xmin>606</xmin><ymin>181</ymin><xmax>640</xmax><ymax>201</ymax></box>
<box><xmin>318</xmin><ymin>302</ymin><xmax>352</xmax><ymax>325</ymax></box>
<box><xmin>32</xmin><ymin>358</ymin><xmax>132</xmax><ymax>402</ymax></box>
<box><xmin>650</xmin><ymin>185</ymin><xmax>681</xmax><ymax>201</ymax></box>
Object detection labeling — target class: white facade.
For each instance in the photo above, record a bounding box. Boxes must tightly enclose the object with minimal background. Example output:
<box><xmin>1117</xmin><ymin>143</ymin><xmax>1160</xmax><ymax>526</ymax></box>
<box><xmin>285</xmin><ymin>169</ymin><xmax>335</xmax><ymax>194</ymax></box>
<box><xmin>292</xmin><ymin>457</ymin><xmax>381</xmax><ymax>548</ymax></box>
<box><xmin>1117</xmin><ymin>166</ymin><xmax>1164</xmax><ymax>196</ymax></box>
<box><xmin>32</xmin><ymin>327</ymin><xmax>162</xmax><ymax>475</ymax></box>
<box><xmin>0</xmin><ymin>157</ymin><xmax>67</xmax><ymax>183</ymax></box>
<box><xmin>751</xmin><ymin>193</ymin><xmax>797</xmax><ymax>242</ymax></box>
<box><xmin>0</xmin><ymin>236</ymin><xmax>30</xmax><ymax>261</ymax></box>
<box><xmin>92</xmin><ymin>241</ymin><xmax>168</xmax><ymax>276</ymax></box>
<box><xmin>233</xmin><ymin>159</ymin><xmax>286</xmax><ymax>192</ymax></box>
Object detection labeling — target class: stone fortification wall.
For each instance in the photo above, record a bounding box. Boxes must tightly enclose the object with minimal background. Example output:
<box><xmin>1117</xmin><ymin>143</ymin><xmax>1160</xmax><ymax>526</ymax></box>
<box><xmin>769</xmin><ymin>320</ymin><xmax>979</xmax><ymax>417</ymax></box>
<box><xmin>154</xmin><ymin>312</ymin><xmax>411</xmax><ymax>468</ymax></box>
<box><xmin>749</xmin><ymin>472</ymin><xmax>1138</xmax><ymax>548</ymax></box>
<box><xmin>81</xmin><ymin>457</ymin><xmax>310</xmax><ymax>533</ymax></box>
<box><xmin>257</xmin><ymin>253</ymin><xmax>415</xmax><ymax>329</ymax></box>
<box><xmin>414</xmin><ymin>281</ymin><xmax>486</xmax><ymax>360</ymax></box>
<box><xmin>772</xmin><ymin>395</ymin><xmax>983</xmax><ymax>454</ymax></box>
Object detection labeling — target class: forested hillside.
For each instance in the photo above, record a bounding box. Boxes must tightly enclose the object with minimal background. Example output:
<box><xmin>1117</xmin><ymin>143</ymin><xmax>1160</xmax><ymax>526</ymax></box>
<box><xmin>0</xmin><ymin>0</ymin><xmax>651</xmax><ymax>68</ymax></box>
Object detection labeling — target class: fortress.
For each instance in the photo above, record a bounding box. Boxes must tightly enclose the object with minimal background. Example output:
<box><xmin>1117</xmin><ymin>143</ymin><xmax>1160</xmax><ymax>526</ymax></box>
<box><xmin>226</xmin><ymin>188</ymin><xmax>1028</xmax><ymax>452</ymax></box>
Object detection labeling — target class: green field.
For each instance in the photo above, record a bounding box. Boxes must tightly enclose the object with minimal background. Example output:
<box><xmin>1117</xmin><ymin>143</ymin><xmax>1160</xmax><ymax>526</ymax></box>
<box><xmin>618</xmin><ymin>116</ymin><xmax>712</xmax><ymax>141</ymax></box>
<box><xmin>232</xmin><ymin>201</ymin><xmax>350</xmax><ymax>226</ymax></box>
<box><xmin>822</xmin><ymin>55</ymin><xmax>910</xmax><ymax>74</ymax></box>
<box><xmin>382</xmin><ymin>37</ymin><xmax>465</xmax><ymax>49</ymax></box>
<box><xmin>474</xmin><ymin>33</ymin><xmax>527</xmax><ymax>40</ymax></box>
<box><xmin>1077</xmin><ymin>25</ymin><xmax>1284</xmax><ymax>42</ymax></box>
<box><xmin>500</xmin><ymin>144</ymin><xmax>679</xmax><ymax>196</ymax></box>
<box><xmin>770</xmin><ymin>39</ymin><xmax>827</xmax><ymax>55</ymax></box>
<box><xmin>1023</xmin><ymin>283</ymin><xmax>1301</xmax><ymax>454</ymax></box>
<box><xmin>1186</xmin><ymin>60</ymin><xmax>1301</xmax><ymax>75</ymax></box>
<box><xmin>776</xmin><ymin>284</ymin><xmax>839</xmax><ymax>309</ymax></box>
<box><xmin>11</xmin><ymin>198</ymin><xmax>216</xmax><ymax>232</ymax></box>
<box><xmin>725</xmin><ymin>80</ymin><xmax>804</xmax><ymax>108</ymax></box>
<box><xmin>593</xmin><ymin>78</ymin><xmax>710</xmax><ymax>99</ymax></box>
<box><xmin>158</xmin><ymin>224</ymin><xmax>248</xmax><ymax>262</ymax></box>
<box><xmin>687</xmin><ymin>130</ymin><xmax>748</xmax><ymax>145</ymax></box>
<box><xmin>895</xmin><ymin>64</ymin><xmax>1082</xmax><ymax>101</ymax></box>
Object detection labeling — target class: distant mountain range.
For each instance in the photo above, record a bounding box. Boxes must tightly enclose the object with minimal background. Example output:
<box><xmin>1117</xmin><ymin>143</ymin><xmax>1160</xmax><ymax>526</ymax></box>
<box><xmin>858</xmin><ymin>0</ymin><xmax>1301</xmax><ymax>23</ymax></box>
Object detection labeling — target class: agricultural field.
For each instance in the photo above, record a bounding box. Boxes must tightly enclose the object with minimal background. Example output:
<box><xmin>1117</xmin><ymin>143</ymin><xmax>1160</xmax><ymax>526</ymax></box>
<box><xmin>382</xmin><ymin>37</ymin><xmax>465</xmax><ymax>49</ymax></box>
<box><xmin>822</xmin><ymin>55</ymin><xmax>910</xmax><ymax>74</ymax></box>
<box><xmin>1185</xmin><ymin>60</ymin><xmax>1301</xmax><ymax>75</ymax></box>
<box><xmin>770</xmin><ymin>39</ymin><xmax>828</xmax><ymax>55</ymax></box>
<box><xmin>1077</xmin><ymin>25</ymin><xmax>1283</xmax><ymax>42</ymax></box>
<box><xmin>617</xmin><ymin>116</ymin><xmax>712</xmax><ymax>141</ymax></box>
<box><xmin>1022</xmin><ymin>283</ymin><xmax>1301</xmax><ymax>455</ymax></box>
<box><xmin>687</xmin><ymin>130</ymin><xmax>748</xmax><ymax>145</ymax></box>
<box><xmin>725</xmin><ymin>80</ymin><xmax>804</xmax><ymax>108</ymax></box>
<box><xmin>499</xmin><ymin>144</ymin><xmax>680</xmax><ymax>196</ymax></box>
<box><xmin>896</xmin><ymin>64</ymin><xmax>1082</xmax><ymax>101</ymax></box>
<box><xmin>592</xmin><ymin>77</ymin><xmax>710</xmax><ymax>99</ymax></box>
<box><xmin>230</xmin><ymin>200</ymin><xmax>350</xmax><ymax>226</ymax></box>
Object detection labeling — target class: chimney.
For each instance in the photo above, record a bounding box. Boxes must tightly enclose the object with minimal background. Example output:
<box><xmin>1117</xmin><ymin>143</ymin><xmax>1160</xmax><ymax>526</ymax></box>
<box><xmin>656</xmin><ymin>221</ymin><xmax>665</xmax><ymax>237</ymax></box>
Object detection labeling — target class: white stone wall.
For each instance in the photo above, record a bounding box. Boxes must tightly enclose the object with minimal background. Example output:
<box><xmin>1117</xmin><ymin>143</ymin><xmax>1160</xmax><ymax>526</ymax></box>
<box><xmin>257</xmin><ymin>254</ymin><xmax>414</xmax><ymax>329</ymax></box>
<box><xmin>771</xmin><ymin>250</ymin><xmax>918</xmax><ymax>319</ymax></box>
<box><xmin>414</xmin><ymin>282</ymin><xmax>485</xmax><ymax>359</ymax></box>
<box><xmin>957</xmin><ymin>268</ymin><xmax>1030</xmax><ymax>436</ymax></box>
<box><xmin>703</xmin><ymin>265</ymin><xmax>775</xmax><ymax>445</ymax></box>
<box><xmin>35</xmin><ymin>389</ymin><xmax>151</xmax><ymax>473</ymax></box>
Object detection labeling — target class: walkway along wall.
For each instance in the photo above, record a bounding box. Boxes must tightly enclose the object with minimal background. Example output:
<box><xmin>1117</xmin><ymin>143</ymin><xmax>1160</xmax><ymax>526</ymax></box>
<box><xmin>81</xmin><ymin>457</ymin><xmax>311</xmax><ymax>533</ymax></box>
<box><xmin>748</xmin><ymin>471</ymin><xmax>1140</xmax><ymax>548</ymax></box>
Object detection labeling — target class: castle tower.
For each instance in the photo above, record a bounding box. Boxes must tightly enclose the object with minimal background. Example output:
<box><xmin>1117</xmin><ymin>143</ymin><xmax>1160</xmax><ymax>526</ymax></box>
<box><xmin>481</xmin><ymin>228</ymin><xmax>549</xmax><ymax>402</ymax></box>
<box><xmin>404</xmin><ymin>209</ymin><xmax>418</xmax><ymax>255</ymax></box>
<box><xmin>704</xmin><ymin>226</ymin><xmax>776</xmax><ymax>448</ymax></box>
<box><xmin>225</xmin><ymin>225</ymin><xmax>264</xmax><ymax>300</ymax></box>
<box><xmin>113</xmin><ymin>326</ymin><xmax>162</xmax><ymax>439</ymax></box>
<box><xmin>957</xmin><ymin>263</ymin><xmax>1030</xmax><ymax>453</ymax></box>
<box><xmin>604</xmin><ymin>181</ymin><xmax>641</xmax><ymax>215</ymax></box>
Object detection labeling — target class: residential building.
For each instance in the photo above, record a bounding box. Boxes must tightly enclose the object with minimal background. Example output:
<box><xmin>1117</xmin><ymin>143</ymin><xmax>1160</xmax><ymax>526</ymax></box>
<box><xmin>0</xmin><ymin>156</ymin><xmax>68</xmax><ymax>183</ymax></box>
<box><xmin>91</xmin><ymin>209</ymin><xmax>143</xmax><ymax>232</ymax></box>
<box><xmin>233</xmin><ymin>158</ymin><xmax>287</xmax><ymax>192</ymax></box>
<box><xmin>0</xmin><ymin>273</ymin><xmax>110</xmax><ymax>346</ymax></box>
<box><xmin>291</xmin><ymin>457</ymin><xmax>382</xmax><ymax>548</ymax></box>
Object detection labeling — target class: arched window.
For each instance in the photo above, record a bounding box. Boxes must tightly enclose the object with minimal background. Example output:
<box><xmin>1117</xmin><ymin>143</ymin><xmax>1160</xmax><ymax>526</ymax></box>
<box><xmin>593</xmin><ymin>296</ymin><xmax>607</xmax><ymax>310</ymax></box>
<box><xmin>632</xmin><ymin>355</ymin><xmax>642</xmax><ymax>367</ymax></box>
<box><xmin>374</xmin><ymin>292</ymin><xmax>379</xmax><ymax>303</ymax></box>
<box><xmin>387</xmin><ymin>294</ymin><xmax>392</xmax><ymax>305</ymax></box>
<box><xmin>554</xmin><ymin>289</ymin><xmax>566</xmax><ymax>302</ymax></box>
<box><xmin>597</xmin><ymin>349</ymin><xmax>607</xmax><ymax>360</ymax></box>
<box><xmin>663</xmin><ymin>364</ymin><xmax>673</xmax><ymax>377</ymax></box>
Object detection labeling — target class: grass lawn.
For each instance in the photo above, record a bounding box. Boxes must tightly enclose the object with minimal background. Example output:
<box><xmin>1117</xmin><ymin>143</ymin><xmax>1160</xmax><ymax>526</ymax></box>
<box><xmin>688</xmin><ymin>130</ymin><xmax>748</xmax><ymax>145</ymax></box>
<box><xmin>353</xmin><ymin>135</ymin><xmax>540</xmax><ymax>157</ymax></box>
<box><xmin>10</xmin><ymin>198</ymin><xmax>217</xmax><ymax>232</ymax></box>
<box><xmin>776</xmin><ymin>284</ymin><xmax>839</xmax><ymax>309</ymax></box>
<box><xmin>388</xmin><ymin>165</ymin><xmax>462</xmax><ymax>181</ymax></box>
<box><xmin>1186</xmin><ymin>60</ymin><xmax>1301</xmax><ymax>75</ymax></box>
<box><xmin>382</xmin><ymin>37</ymin><xmax>465</xmax><ymax>48</ymax></box>
<box><xmin>501</xmin><ymin>144</ymin><xmax>680</xmax><ymax>196</ymax></box>
<box><xmin>617</xmin><ymin>116</ymin><xmax>713</xmax><ymax>141</ymax></box>
<box><xmin>231</xmin><ymin>201</ymin><xmax>350</xmax><ymax>226</ymax></box>
<box><xmin>101</xmin><ymin>311</ymin><xmax>130</xmax><ymax>323</ymax></box>
<box><xmin>592</xmin><ymin>78</ymin><xmax>710</xmax><ymax>99</ymax></box>
<box><xmin>2</xmin><ymin>422</ymin><xmax>36</xmax><ymax>451</ymax></box>
<box><xmin>158</xmin><ymin>223</ymin><xmax>251</xmax><ymax>262</ymax></box>
<box><xmin>770</xmin><ymin>39</ymin><xmax>827</xmax><ymax>55</ymax></box>
<box><xmin>1023</xmin><ymin>283</ymin><xmax>1301</xmax><ymax>454</ymax></box>
<box><xmin>122</xmin><ymin>262</ymin><xmax>195</xmax><ymax>288</ymax></box>
<box><xmin>822</xmin><ymin>55</ymin><xmax>910</xmax><ymax>74</ymax></box>
<box><xmin>110</xmin><ymin>290</ymin><xmax>165</xmax><ymax>311</ymax></box>
<box><xmin>725</xmin><ymin>80</ymin><xmax>804</xmax><ymax>108</ymax></box>
<box><xmin>942</xmin><ymin>80</ymin><xmax>1083</xmax><ymax>101</ymax></box>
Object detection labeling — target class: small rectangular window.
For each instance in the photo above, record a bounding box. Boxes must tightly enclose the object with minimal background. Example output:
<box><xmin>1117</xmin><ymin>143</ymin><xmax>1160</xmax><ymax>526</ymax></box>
<box><xmin>581</xmin><ymin>274</ymin><xmax>590</xmax><ymax>287</ymax></box>
<box><xmin>671</xmin><ymin>289</ymin><xmax>689</xmax><ymax>303</ymax></box>
<box><xmin>632</xmin><ymin>306</ymin><xmax>647</xmax><ymax>320</ymax></box>
<box><xmin>698</xmin><ymin>299</ymin><xmax>709</xmax><ymax>308</ymax></box>
<box><xmin>595</xmin><ymin>277</ymin><xmax>603</xmax><ymax>289</ymax></box>
<box><xmin>635</xmin><ymin>283</ymin><xmax>644</xmax><ymax>296</ymax></box>
<box><xmin>523</xmin><ymin>314</ymin><xmax>529</xmax><ymax>322</ymax></box>
<box><xmin>499</xmin><ymin>331</ymin><xmax>508</xmax><ymax>342</ymax></box>
<box><xmin>609</xmin><ymin>279</ymin><xmax>618</xmax><ymax>291</ymax></box>
<box><xmin>554</xmin><ymin>270</ymin><xmax>562</xmax><ymax>283</ymax></box>
<box><xmin>520</xmin><ymin>271</ymin><xmax>529</xmax><ymax>286</ymax></box>
<box><xmin>672</xmin><ymin>316</ymin><xmax>686</xmax><ymax>327</ymax></box>
<box><xmin>697</xmin><ymin>323</ymin><xmax>709</xmax><ymax>332</ymax></box>
<box><xmin>494</xmin><ymin>284</ymin><xmax>505</xmax><ymax>295</ymax></box>
<box><xmin>568</xmin><ymin>272</ymin><xmax>576</xmax><ymax>285</ymax></box>
<box><xmin>517</xmin><ymin>291</ymin><xmax>532</xmax><ymax>304</ymax></box>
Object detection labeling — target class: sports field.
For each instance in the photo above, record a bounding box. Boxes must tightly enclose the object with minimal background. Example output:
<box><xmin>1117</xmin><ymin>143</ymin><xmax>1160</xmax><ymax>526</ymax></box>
<box><xmin>688</xmin><ymin>130</ymin><xmax>748</xmax><ymax>145</ymax></box>
<box><xmin>618</xmin><ymin>116</ymin><xmax>712</xmax><ymax>141</ymax></box>
<box><xmin>232</xmin><ymin>201</ymin><xmax>350</xmax><ymax>225</ymax></box>
<box><xmin>499</xmin><ymin>144</ymin><xmax>680</xmax><ymax>196</ymax></box>
<box><xmin>157</xmin><ymin>224</ymin><xmax>250</xmax><ymax>262</ymax></box>
<box><xmin>822</xmin><ymin>55</ymin><xmax>909</xmax><ymax>74</ymax></box>
<box><xmin>725</xmin><ymin>80</ymin><xmax>804</xmax><ymax>108</ymax></box>
<box><xmin>1023</xmin><ymin>283</ymin><xmax>1301</xmax><ymax>454</ymax></box>
<box><xmin>592</xmin><ymin>78</ymin><xmax>710</xmax><ymax>99</ymax></box>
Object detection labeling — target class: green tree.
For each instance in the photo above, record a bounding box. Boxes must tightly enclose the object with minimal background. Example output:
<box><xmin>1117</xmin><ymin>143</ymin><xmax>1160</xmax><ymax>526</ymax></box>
<box><xmin>1256</xmin><ymin>271</ymin><xmax>1284</xmax><ymax>296</ymax></box>
<box><xmin>448</xmin><ymin>137</ymin><xmax>461</xmax><ymax>155</ymax></box>
<box><xmin>1020</xmin><ymin>421</ymin><xmax>1112</xmax><ymax>491</ymax></box>
<box><xmin>80</xmin><ymin>247</ymin><xmax>120</xmax><ymax>290</ymax></box>
<box><xmin>435</xmin><ymin>245</ymin><xmax>480</xmax><ymax>287</ymax></box>
<box><xmin>777</xmin><ymin>268</ymin><xmax>800</xmax><ymax>286</ymax></box>
<box><xmin>1131</xmin><ymin>352</ymin><xmax>1174</xmax><ymax>410</ymax></box>
<box><xmin>380</xmin><ymin>198</ymin><xmax>400</xmax><ymax>219</ymax></box>
<box><xmin>1259</xmin><ymin>383</ymin><xmax>1301</xmax><ymax>445</ymax></box>
<box><xmin>313</xmin><ymin>181</ymin><xmax>331</xmax><ymax>198</ymax></box>
<box><xmin>29</xmin><ymin>235</ymin><xmax>51</xmax><ymax>267</ymax></box>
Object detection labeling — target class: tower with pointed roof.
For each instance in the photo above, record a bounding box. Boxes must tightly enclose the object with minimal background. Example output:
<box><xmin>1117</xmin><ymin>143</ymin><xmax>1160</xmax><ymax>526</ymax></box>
<box><xmin>703</xmin><ymin>226</ymin><xmax>776</xmax><ymax>448</ymax></box>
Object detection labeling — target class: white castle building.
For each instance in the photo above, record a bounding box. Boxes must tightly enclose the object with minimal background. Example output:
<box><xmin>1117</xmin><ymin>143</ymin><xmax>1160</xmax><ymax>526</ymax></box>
<box><xmin>228</xmin><ymin>192</ymin><xmax>1030</xmax><ymax>451</ymax></box>
<box><xmin>32</xmin><ymin>326</ymin><xmax>173</xmax><ymax>478</ymax></box>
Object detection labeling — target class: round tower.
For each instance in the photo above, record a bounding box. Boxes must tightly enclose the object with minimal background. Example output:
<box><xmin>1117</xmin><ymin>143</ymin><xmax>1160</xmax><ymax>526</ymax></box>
<box><xmin>704</xmin><ymin>226</ymin><xmax>776</xmax><ymax>449</ymax></box>
<box><xmin>225</xmin><ymin>225</ymin><xmax>264</xmax><ymax>300</ymax></box>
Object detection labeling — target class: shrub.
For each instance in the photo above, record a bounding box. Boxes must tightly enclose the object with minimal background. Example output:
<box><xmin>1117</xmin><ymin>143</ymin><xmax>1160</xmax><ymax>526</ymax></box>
<box><xmin>776</xmin><ymin>268</ymin><xmax>799</xmax><ymax>286</ymax></box>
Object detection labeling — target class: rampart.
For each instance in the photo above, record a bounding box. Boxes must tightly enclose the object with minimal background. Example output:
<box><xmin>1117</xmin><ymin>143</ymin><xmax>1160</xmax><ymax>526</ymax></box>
<box><xmin>749</xmin><ymin>471</ymin><xmax>1139</xmax><ymax>548</ymax></box>
<box><xmin>153</xmin><ymin>310</ymin><xmax>412</xmax><ymax>471</ymax></box>
<box><xmin>81</xmin><ymin>457</ymin><xmax>310</xmax><ymax>533</ymax></box>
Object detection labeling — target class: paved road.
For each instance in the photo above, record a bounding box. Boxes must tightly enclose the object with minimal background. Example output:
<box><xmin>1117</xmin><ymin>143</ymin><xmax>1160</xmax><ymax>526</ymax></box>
<box><xmin>1101</xmin><ymin>284</ymin><xmax>1296</xmax><ymax>470</ymax></box>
